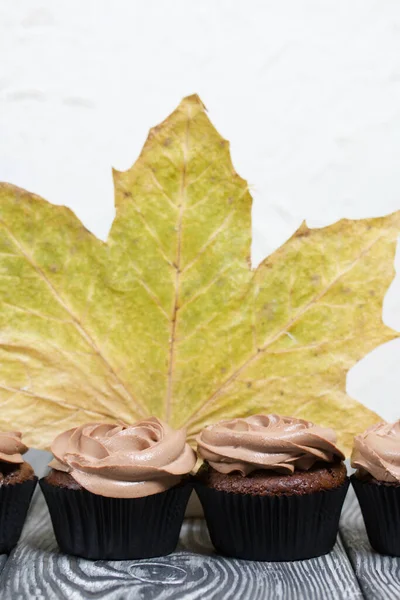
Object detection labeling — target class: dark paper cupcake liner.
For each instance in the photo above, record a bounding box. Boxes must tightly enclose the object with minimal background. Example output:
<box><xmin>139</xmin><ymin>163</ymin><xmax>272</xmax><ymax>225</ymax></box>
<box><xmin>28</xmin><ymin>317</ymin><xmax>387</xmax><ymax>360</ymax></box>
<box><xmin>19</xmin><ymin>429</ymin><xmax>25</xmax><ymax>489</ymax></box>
<box><xmin>195</xmin><ymin>479</ymin><xmax>349</xmax><ymax>561</ymax></box>
<box><xmin>0</xmin><ymin>477</ymin><xmax>38</xmax><ymax>553</ymax></box>
<box><xmin>351</xmin><ymin>475</ymin><xmax>400</xmax><ymax>556</ymax></box>
<box><xmin>40</xmin><ymin>479</ymin><xmax>192</xmax><ymax>560</ymax></box>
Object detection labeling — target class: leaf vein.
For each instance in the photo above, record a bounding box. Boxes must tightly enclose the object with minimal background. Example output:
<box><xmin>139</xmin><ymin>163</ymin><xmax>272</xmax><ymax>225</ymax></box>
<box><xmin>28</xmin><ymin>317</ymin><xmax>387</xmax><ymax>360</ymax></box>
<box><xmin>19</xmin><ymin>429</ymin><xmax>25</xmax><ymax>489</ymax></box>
<box><xmin>165</xmin><ymin>105</ymin><xmax>190</xmax><ymax>420</ymax></box>
<box><xmin>148</xmin><ymin>168</ymin><xmax>178</xmax><ymax>210</ymax></box>
<box><xmin>131</xmin><ymin>207</ymin><xmax>174</xmax><ymax>268</ymax></box>
<box><xmin>181</xmin><ymin>209</ymin><xmax>235</xmax><ymax>274</ymax></box>
<box><xmin>179</xmin><ymin>264</ymin><xmax>231</xmax><ymax>312</ymax></box>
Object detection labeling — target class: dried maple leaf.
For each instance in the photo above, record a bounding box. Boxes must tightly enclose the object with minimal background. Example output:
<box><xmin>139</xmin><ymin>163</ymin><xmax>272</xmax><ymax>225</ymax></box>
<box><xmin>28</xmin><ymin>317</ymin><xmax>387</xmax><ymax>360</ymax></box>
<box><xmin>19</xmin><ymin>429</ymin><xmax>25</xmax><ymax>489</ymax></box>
<box><xmin>0</xmin><ymin>95</ymin><xmax>398</xmax><ymax>453</ymax></box>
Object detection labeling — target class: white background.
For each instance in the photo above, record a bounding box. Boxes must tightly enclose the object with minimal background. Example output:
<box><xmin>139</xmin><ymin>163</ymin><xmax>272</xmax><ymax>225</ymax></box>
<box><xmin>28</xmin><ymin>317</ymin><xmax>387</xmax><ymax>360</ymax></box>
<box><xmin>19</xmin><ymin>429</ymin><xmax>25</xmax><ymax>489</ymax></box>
<box><xmin>0</xmin><ymin>1</ymin><xmax>399</xmax><ymax>421</ymax></box>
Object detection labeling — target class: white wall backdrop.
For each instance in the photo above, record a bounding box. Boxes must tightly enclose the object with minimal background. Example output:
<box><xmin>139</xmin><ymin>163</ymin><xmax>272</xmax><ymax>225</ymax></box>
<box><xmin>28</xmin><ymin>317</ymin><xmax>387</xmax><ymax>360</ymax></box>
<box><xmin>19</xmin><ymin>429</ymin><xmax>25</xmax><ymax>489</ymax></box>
<box><xmin>0</xmin><ymin>0</ymin><xmax>399</xmax><ymax>420</ymax></box>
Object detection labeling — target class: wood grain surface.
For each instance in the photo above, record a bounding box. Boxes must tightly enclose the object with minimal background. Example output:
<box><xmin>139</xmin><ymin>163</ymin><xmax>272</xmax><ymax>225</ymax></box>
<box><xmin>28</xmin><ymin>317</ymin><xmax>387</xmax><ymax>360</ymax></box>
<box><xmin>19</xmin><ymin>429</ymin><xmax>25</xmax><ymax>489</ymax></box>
<box><xmin>0</xmin><ymin>450</ymin><xmax>398</xmax><ymax>599</ymax></box>
<box><xmin>0</xmin><ymin>556</ymin><xmax>7</xmax><ymax>575</ymax></box>
<box><xmin>340</xmin><ymin>485</ymin><xmax>400</xmax><ymax>600</ymax></box>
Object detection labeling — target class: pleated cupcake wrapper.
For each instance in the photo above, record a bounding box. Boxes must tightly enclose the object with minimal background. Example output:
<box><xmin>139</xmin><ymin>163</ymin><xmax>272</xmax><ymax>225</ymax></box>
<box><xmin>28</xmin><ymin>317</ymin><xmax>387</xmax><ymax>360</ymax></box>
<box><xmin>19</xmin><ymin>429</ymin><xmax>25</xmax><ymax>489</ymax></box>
<box><xmin>0</xmin><ymin>477</ymin><xmax>38</xmax><ymax>553</ymax></box>
<box><xmin>351</xmin><ymin>475</ymin><xmax>400</xmax><ymax>557</ymax></box>
<box><xmin>195</xmin><ymin>479</ymin><xmax>349</xmax><ymax>562</ymax></box>
<box><xmin>40</xmin><ymin>478</ymin><xmax>192</xmax><ymax>560</ymax></box>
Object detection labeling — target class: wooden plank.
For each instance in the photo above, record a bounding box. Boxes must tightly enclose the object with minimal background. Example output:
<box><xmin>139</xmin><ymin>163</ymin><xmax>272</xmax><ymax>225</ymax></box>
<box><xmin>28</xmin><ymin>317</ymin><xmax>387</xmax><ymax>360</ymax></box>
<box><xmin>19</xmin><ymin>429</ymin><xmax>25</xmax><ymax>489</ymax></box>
<box><xmin>0</xmin><ymin>556</ymin><xmax>7</xmax><ymax>575</ymax></box>
<box><xmin>0</xmin><ymin>450</ymin><xmax>363</xmax><ymax>600</ymax></box>
<box><xmin>340</xmin><ymin>484</ymin><xmax>400</xmax><ymax>600</ymax></box>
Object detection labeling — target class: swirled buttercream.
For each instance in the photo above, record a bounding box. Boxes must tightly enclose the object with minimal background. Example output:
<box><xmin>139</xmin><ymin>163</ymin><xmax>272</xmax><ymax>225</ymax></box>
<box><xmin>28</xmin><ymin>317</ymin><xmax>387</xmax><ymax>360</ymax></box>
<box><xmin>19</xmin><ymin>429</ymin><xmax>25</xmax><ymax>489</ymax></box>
<box><xmin>49</xmin><ymin>418</ymin><xmax>196</xmax><ymax>498</ymax></box>
<box><xmin>351</xmin><ymin>420</ymin><xmax>400</xmax><ymax>483</ymax></box>
<box><xmin>0</xmin><ymin>431</ymin><xmax>28</xmax><ymax>464</ymax></box>
<box><xmin>197</xmin><ymin>414</ymin><xmax>344</xmax><ymax>475</ymax></box>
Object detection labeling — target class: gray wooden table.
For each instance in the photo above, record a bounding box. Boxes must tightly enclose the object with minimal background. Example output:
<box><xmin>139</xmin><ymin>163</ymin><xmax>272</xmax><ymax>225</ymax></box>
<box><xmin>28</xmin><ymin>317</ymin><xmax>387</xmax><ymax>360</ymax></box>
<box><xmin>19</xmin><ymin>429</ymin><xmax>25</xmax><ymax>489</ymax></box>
<box><xmin>0</xmin><ymin>451</ymin><xmax>398</xmax><ymax>599</ymax></box>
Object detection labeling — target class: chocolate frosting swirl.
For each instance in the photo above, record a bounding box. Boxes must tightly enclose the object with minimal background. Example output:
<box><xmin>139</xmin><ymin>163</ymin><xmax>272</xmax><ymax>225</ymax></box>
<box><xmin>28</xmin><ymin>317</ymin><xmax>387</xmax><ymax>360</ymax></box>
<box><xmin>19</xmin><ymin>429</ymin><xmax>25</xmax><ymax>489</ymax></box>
<box><xmin>49</xmin><ymin>418</ymin><xmax>196</xmax><ymax>498</ymax></box>
<box><xmin>197</xmin><ymin>414</ymin><xmax>344</xmax><ymax>475</ymax></box>
<box><xmin>351</xmin><ymin>420</ymin><xmax>400</xmax><ymax>483</ymax></box>
<box><xmin>0</xmin><ymin>431</ymin><xmax>28</xmax><ymax>464</ymax></box>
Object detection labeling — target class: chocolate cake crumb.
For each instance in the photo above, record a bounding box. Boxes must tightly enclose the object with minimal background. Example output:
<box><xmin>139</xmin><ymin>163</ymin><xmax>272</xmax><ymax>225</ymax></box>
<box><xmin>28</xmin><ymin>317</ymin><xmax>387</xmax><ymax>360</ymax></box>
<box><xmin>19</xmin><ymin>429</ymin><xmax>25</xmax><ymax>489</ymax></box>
<box><xmin>44</xmin><ymin>469</ymin><xmax>83</xmax><ymax>490</ymax></box>
<box><xmin>0</xmin><ymin>461</ymin><xmax>35</xmax><ymax>487</ymax></box>
<box><xmin>197</xmin><ymin>461</ymin><xmax>347</xmax><ymax>496</ymax></box>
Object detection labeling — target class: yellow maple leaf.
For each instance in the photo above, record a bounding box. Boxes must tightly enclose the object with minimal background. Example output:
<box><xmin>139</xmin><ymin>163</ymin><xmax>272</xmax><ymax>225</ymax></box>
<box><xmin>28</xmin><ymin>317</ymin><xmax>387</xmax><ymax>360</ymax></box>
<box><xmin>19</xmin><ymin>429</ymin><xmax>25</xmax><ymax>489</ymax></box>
<box><xmin>0</xmin><ymin>95</ymin><xmax>398</xmax><ymax>453</ymax></box>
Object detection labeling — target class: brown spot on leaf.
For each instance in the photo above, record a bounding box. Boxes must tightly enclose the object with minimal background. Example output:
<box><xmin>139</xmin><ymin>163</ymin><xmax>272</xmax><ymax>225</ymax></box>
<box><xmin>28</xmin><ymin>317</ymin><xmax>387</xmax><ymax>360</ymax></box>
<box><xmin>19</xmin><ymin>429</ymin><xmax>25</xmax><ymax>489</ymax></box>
<box><xmin>296</xmin><ymin>229</ymin><xmax>310</xmax><ymax>238</ymax></box>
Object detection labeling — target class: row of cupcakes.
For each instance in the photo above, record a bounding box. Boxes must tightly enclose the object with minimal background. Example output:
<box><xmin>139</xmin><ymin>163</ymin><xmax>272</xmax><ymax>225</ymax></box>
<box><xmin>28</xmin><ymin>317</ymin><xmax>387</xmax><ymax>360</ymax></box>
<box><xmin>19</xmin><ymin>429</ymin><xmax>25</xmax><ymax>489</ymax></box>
<box><xmin>0</xmin><ymin>415</ymin><xmax>399</xmax><ymax>561</ymax></box>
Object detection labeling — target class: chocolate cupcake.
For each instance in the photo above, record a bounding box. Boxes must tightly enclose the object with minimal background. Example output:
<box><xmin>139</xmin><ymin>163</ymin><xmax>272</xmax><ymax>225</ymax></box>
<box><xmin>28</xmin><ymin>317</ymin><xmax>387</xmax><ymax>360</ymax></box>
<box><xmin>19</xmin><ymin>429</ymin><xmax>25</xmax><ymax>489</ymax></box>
<box><xmin>40</xmin><ymin>418</ymin><xmax>196</xmax><ymax>560</ymax></box>
<box><xmin>351</xmin><ymin>420</ymin><xmax>400</xmax><ymax>556</ymax></box>
<box><xmin>0</xmin><ymin>431</ymin><xmax>37</xmax><ymax>553</ymax></box>
<box><xmin>195</xmin><ymin>414</ymin><xmax>349</xmax><ymax>561</ymax></box>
